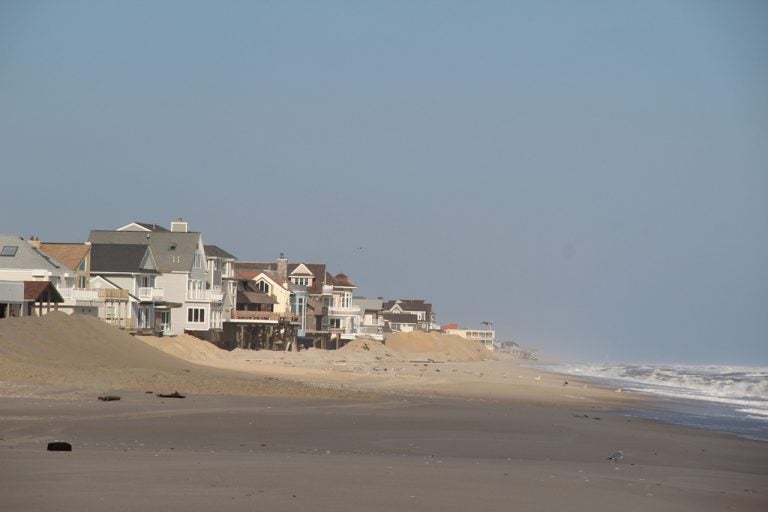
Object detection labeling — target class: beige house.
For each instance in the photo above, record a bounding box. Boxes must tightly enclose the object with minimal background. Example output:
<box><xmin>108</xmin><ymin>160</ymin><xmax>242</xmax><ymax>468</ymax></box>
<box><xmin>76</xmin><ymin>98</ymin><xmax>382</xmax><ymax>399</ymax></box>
<box><xmin>443</xmin><ymin>327</ymin><xmax>496</xmax><ymax>351</ymax></box>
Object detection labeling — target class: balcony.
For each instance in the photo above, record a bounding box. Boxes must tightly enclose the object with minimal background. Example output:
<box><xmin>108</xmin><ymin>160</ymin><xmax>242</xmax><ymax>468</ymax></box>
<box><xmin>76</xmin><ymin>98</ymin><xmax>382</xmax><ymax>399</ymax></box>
<box><xmin>98</xmin><ymin>288</ymin><xmax>129</xmax><ymax>300</ymax></box>
<box><xmin>138</xmin><ymin>287</ymin><xmax>164</xmax><ymax>302</ymax></box>
<box><xmin>328</xmin><ymin>305</ymin><xmax>360</xmax><ymax>316</ymax></box>
<box><xmin>185</xmin><ymin>289</ymin><xmax>224</xmax><ymax>302</ymax></box>
<box><xmin>58</xmin><ymin>287</ymin><xmax>100</xmax><ymax>302</ymax></box>
<box><xmin>359</xmin><ymin>324</ymin><xmax>382</xmax><ymax>335</ymax></box>
<box><xmin>230</xmin><ymin>310</ymin><xmax>299</xmax><ymax>323</ymax></box>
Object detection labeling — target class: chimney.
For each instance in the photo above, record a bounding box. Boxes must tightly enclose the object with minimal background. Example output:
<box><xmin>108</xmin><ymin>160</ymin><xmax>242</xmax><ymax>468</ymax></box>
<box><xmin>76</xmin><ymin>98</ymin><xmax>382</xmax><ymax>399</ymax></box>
<box><xmin>28</xmin><ymin>235</ymin><xmax>41</xmax><ymax>249</ymax></box>
<box><xmin>170</xmin><ymin>218</ymin><xmax>189</xmax><ymax>232</ymax></box>
<box><xmin>277</xmin><ymin>252</ymin><xmax>288</xmax><ymax>283</ymax></box>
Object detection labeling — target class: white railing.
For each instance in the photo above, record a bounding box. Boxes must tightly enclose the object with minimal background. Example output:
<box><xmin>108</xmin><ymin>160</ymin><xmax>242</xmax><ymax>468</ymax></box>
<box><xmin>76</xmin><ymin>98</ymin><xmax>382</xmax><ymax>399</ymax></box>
<box><xmin>138</xmin><ymin>287</ymin><xmax>164</xmax><ymax>301</ymax></box>
<box><xmin>58</xmin><ymin>287</ymin><xmax>100</xmax><ymax>302</ymax></box>
<box><xmin>186</xmin><ymin>289</ymin><xmax>224</xmax><ymax>301</ymax></box>
<box><xmin>328</xmin><ymin>305</ymin><xmax>361</xmax><ymax>316</ymax></box>
<box><xmin>359</xmin><ymin>324</ymin><xmax>382</xmax><ymax>335</ymax></box>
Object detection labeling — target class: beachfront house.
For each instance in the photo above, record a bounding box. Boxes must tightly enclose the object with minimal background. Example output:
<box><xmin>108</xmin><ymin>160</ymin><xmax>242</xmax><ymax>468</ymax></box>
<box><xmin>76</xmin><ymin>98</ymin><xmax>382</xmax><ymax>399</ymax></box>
<box><xmin>233</xmin><ymin>256</ymin><xmax>359</xmax><ymax>348</ymax></box>
<box><xmin>381</xmin><ymin>299</ymin><xmax>436</xmax><ymax>331</ymax></box>
<box><xmin>89</xmin><ymin>219</ymin><xmax>224</xmax><ymax>339</ymax></box>
<box><xmin>220</xmin><ymin>267</ymin><xmax>301</xmax><ymax>350</ymax></box>
<box><xmin>0</xmin><ymin>234</ymin><xmax>76</xmax><ymax>315</ymax></box>
<box><xmin>34</xmin><ymin>239</ymin><xmax>101</xmax><ymax>316</ymax></box>
<box><xmin>89</xmin><ymin>243</ymin><xmax>168</xmax><ymax>333</ymax></box>
<box><xmin>351</xmin><ymin>297</ymin><xmax>384</xmax><ymax>340</ymax></box>
<box><xmin>442</xmin><ymin>325</ymin><xmax>496</xmax><ymax>351</ymax></box>
<box><xmin>204</xmin><ymin>244</ymin><xmax>237</xmax><ymax>322</ymax></box>
<box><xmin>381</xmin><ymin>312</ymin><xmax>419</xmax><ymax>333</ymax></box>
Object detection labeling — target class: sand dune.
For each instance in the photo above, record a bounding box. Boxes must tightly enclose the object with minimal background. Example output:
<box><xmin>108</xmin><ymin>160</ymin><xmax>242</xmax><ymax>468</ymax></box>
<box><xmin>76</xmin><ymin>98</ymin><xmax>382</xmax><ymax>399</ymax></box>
<box><xmin>0</xmin><ymin>313</ymin><xmax>344</xmax><ymax>398</ymax></box>
<box><xmin>383</xmin><ymin>331</ymin><xmax>494</xmax><ymax>362</ymax></box>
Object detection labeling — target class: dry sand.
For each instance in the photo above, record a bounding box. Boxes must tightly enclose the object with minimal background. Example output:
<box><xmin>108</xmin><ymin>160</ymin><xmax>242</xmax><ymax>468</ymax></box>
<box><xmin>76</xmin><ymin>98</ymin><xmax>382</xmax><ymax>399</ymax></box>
<box><xmin>1</xmin><ymin>314</ymin><xmax>766</xmax><ymax>511</ymax></box>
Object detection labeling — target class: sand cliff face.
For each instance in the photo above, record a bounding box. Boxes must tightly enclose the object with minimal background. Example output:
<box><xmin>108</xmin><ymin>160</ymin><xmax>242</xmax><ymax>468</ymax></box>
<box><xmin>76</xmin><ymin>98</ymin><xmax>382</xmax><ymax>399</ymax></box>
<box><xmin>0</xmin><ymin>313</ymin><xmax>344</xmax><ymax>397</ymax></box>
<box><xmin>0</xmin><ymin>314</ymin><xmax>493</xmax><ymax>397</ymax></box>
<box><xmin>0</xmin><ymin>314</ymin><xmax>610</xmax><ymax>406</ymax></box>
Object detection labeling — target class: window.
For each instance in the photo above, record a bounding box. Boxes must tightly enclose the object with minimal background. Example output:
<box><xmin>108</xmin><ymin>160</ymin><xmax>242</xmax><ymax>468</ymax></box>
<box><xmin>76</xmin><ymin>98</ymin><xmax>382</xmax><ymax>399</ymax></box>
<box><xmin>187</xmin><ymin>307</ymin><xmax>206</xmax><ymax>323</ymax></box>
<box><xmin>0</xmin><ymin>246</ymin><xmax>18</xmax><ymax>257</ymax></box>
<box><xmin>341</xmin><ymin>292</ymin><xmax>352</xmax><ymax>308</ymax></box>
<box><xmin>329</xmin><ymin>318</ymin><xmax>341</xmax><ymax>329</ymax></box>
<box><xmin>77</xmin><ymin>276</ymin><xmax>87</xmax><ymax>288</ymax></box>
<box><xmin>292</xmin><ymin>277</ymin><xmax>309</xmax><ymax>286</ymax></box>
<box><xmin>255</xmin><ymin>280</ymin><xmax>270</xmax><ymax>294</ymax></box>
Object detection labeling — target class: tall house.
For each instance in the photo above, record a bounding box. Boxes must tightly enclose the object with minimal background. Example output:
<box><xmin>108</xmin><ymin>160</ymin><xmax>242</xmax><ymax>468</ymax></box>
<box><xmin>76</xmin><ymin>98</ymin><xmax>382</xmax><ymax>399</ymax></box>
<box><xmin>89</xmin><ymin>219</ymin><xmax>226</xmax><ymax>338</ymax></box>
<box><xmin>234</xmin><ymin>256</ymin><xmax>359</xmax><ymax>339</ymax></box>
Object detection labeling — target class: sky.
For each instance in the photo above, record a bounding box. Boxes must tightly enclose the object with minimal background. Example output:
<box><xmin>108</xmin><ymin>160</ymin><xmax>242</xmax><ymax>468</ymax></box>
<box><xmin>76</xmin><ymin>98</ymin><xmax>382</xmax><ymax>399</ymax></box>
<box><xmin>1</xmin><ymin>0</ymin><xmax>766</xmax><ymax>364</ymax></box>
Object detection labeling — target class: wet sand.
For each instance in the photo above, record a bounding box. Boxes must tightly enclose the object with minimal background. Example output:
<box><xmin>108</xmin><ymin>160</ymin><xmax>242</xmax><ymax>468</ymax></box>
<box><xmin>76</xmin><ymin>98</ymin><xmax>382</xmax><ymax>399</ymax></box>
<box><xmin>1</xmin><ymin>390</ymin><xmax>766</xmax><ymax>511</ymax></box>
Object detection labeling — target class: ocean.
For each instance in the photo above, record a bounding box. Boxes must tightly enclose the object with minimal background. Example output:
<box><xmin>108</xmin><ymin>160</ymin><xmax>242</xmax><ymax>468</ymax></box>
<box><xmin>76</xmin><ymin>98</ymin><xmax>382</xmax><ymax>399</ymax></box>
<box><xmin>541</xmin><ymin>363</ymin><xmax>768</xmax><ymax>441</ymax></box>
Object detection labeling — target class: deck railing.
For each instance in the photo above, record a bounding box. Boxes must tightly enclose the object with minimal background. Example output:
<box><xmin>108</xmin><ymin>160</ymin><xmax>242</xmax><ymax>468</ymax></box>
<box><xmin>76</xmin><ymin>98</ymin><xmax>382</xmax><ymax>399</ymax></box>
<box><xmin>230</xmin><ymin>310</ymin><xmax>299</xmax><ymax>322</ymax></box>
<box><xmin>58</xmin><ymin>287</ymin><xmax>100</xmax><ymax>302</ymax></box>
<box><xmin>138</xmin><ymin>287</ymin><xmax>164</xmax><ymax>301</ymax></box>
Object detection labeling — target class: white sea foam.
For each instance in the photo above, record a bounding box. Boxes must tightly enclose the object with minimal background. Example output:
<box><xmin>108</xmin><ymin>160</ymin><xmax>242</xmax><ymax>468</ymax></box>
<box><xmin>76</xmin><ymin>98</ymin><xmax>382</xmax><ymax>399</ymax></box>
<box><xmin>541</xmin><ymin>363</ymin><xmax>768</xmax><ymax>417</ymax></box>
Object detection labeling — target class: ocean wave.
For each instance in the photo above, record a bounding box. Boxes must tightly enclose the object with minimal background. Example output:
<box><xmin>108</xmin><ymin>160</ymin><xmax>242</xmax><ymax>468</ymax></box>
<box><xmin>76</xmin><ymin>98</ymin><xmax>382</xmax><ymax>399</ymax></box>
<box><xmin>542</xmin><ymin>363</ymin><xmax>768</xmax><ymax>411</ymax></box>
<box><xmin>738</xmin><ymin>409</ymin><xmax>768</xmax><ymax>420</ymax></box>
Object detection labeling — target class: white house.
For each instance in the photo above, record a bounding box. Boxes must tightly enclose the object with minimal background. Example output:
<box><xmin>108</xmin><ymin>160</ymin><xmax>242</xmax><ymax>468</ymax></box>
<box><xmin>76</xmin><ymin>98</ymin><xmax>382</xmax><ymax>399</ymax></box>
<box><xmin>89</xmin><ymin>219</ymin><xmax>224</xmax><ymax>338</ymax></box>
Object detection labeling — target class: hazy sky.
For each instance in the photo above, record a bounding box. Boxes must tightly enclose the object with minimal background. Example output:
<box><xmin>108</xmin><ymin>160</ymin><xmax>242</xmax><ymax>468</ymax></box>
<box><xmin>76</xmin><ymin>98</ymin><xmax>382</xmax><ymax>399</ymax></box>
<box><xmin>1</xmin><ymin>1</ymin><xmax>766</xmax><ymax>364</ymax></box>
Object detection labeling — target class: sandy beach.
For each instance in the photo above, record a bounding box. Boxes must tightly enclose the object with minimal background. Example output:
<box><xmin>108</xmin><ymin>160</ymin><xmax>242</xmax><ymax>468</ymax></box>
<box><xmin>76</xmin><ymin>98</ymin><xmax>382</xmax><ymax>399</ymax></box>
<box><xmin>1</xmin><ymin>314</ymin><xmax>766</xmax><ymax>511</ymax></box>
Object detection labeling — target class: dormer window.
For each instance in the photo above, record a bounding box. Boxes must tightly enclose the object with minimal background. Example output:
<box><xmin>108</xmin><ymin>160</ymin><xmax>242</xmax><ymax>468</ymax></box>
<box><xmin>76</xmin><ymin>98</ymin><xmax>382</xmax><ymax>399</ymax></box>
<box><xmin>255</xmin><ymin>280</ymin><xmax>271</xmax><ymax>294</ymax></box>
<box><xmin>169</xmin><ymin>243</ymin><xmax>177</xmax><ymax>251</ymax></box>
<box><xmin>0</xmin><ymin>246</ymin><xmax>18</xmax><ymax>256</ymax></box>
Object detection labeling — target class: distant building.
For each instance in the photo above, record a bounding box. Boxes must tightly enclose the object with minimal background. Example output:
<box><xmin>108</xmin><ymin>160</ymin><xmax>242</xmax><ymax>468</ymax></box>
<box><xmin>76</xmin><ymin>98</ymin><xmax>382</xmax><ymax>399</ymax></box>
<box><xmin>381</xmin><ymin>299</ymin><xmax>436</xmax><ymax>331</ymax></box>
<box><xmin>442</xmin><ymin>326</ymin><xmax>496</xmax><ymax>351</ymax></box>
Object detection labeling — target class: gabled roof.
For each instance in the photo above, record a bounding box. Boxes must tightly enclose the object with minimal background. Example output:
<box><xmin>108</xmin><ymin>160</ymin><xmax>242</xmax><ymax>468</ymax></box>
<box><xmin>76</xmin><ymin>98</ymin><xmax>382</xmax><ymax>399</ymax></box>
<box><xmin>236</xmin><ymin>269</ymin><xmax>286</xmax><ymax>290</ymax></box>
<box><xmin>89</xmin><ymin>229</ymin><xmax>202</xmax><ymax>273</ymax></box>
<box><xmin>0</xmin><ymin>234</ymin><xmax>67</xmax><ymax>273</ymax></box>
<box><xmin>204</xmin><ymin>245</ymin><xmax>237</xmax><ymax>260</ymax></box>
<box><xmin>236</xmin><ymin>261</ymin><xmax>330</xmax><ymax>294</ymax></box>
<box><xmin>90</xmin><ymin>244</ymin><xmax>159</xmax><ymax>274</ymax></box>
<box><xmin>383</xmin><ymin>299</ymin><xmax>432</xmax><ymax>313</ymax></box>
<box><xmin>290</xmin><ymin>263</ymin><xmax>314</xmax><ymax>277</ymax></box>
<box><xmin>24</xmin><ymin>281</ymin><xmax>64</xmax><ymax>303</ymax></box>
<box><xmin>117</xmin><ymin>222</ymin><xmax>170</xmax><ymax>232</ymax></box>
<box><xmin>38</xmin><ymin>243</ymin><xmax>89</xmax><ymax>272</ymax></box>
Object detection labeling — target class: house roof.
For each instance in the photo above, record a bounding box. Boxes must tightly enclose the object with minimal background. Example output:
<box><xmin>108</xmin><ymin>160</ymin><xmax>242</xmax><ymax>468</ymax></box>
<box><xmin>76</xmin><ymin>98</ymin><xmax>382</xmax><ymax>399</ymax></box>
<box><xmin>0</xmin><ymin>234</ymin><xmax>67</xmax><ymax>273</ymax></box>
<box><xmin>383</xmin><ymin>299</ymin><xmax>432</xmax><ymax>313</ymax></box>
<box><xmin>235</xmin><ymin>261</ymin><xmax>330</xmax><ymax>294</ymax></box>
<box><xmin>204</xmin><ymin>244</ymin><xmax>237</xmax><ymax>260</ymax></box>
<box><xmin>237</xmin><ymin>291</ymin><xmax>277</xmax><ymax>305</ymax></box>
<box><xmin>236</xmin><ymin>269</ymin><xmax>286</xmax><ymax>288</ymax></box>
<box><xmin>38</xmin><ymin>243</ymin><xmax>89</xmax><ymax>272</ymax></box>
<box><xmin>117</xmin><ymin>222</ymin><xmax>170</xmax><ymax>232</ymax></box>
<box><xmin>90</xmin><ymin>244</ymin><xmax>159</xmax><ymax>274</ymax></box>
<box><xmin>382</xmin><ymin>312</ymin><xmax>418</xmax><ymax>324</ymax></box>
<box><xmin>89</xmin><ymin>230</ymin><xmax>202</xmax><ymax>273</ymax></box>
<box><xmin>24</xmin><ymin>281</ymin><xmax>64</xmax><ymax>303</ymax></box>
<box><xmin>333</xmin><ymin>273</ymin><xmax>355</xmax><ymax>288</ymax></box>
